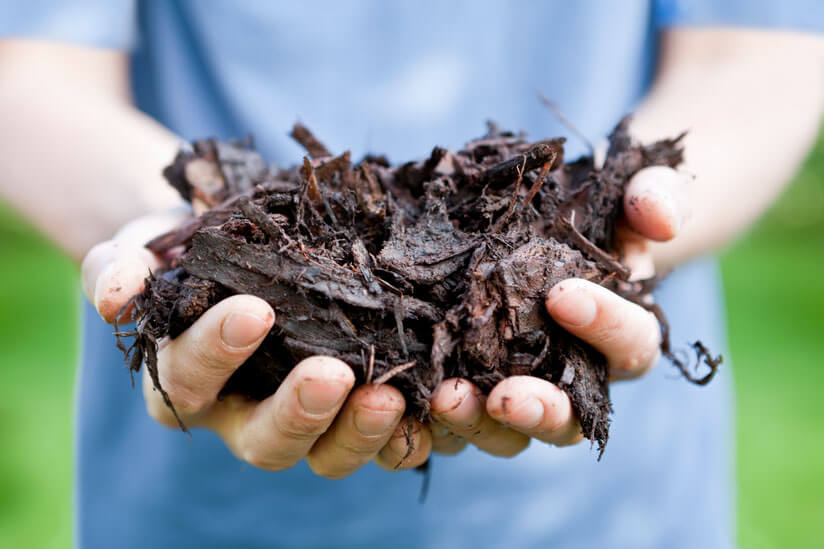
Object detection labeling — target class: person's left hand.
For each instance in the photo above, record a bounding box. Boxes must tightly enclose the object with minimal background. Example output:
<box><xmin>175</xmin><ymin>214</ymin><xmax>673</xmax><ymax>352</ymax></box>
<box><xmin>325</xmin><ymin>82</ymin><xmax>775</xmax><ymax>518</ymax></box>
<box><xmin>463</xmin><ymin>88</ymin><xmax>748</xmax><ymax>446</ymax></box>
<box><xmin>419</xmin><ymin>166</ymin><xmax>687</xmax><ymax>459</ymax></box>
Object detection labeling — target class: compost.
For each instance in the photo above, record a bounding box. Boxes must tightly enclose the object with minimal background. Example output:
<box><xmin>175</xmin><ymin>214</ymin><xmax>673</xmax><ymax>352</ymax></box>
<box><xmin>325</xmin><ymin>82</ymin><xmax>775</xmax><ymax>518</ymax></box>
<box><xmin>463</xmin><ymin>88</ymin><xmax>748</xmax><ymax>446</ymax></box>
<box><xmin>116</xmin><ymin>118</ymin><xmax>721</xmax><ymax>457</ymax></box>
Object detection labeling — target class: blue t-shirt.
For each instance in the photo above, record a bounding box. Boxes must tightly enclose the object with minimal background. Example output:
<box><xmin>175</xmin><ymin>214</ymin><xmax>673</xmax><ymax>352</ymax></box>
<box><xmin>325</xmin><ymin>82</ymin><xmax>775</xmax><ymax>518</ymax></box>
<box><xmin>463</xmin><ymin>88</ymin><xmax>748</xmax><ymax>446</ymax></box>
<box><xmin>3</xmin><ymin>2</ymin><xmax>822</xmax><ymax>548</ymax></box>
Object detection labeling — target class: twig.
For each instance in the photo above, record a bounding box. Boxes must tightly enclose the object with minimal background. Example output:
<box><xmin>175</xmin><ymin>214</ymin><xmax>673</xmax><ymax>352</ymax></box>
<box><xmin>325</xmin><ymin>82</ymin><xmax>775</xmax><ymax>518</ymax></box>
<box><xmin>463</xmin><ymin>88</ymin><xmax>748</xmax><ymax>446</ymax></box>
<box><xmin>538</xmin><ymin>91</ymin><xmax>594</xmax><ymax>156</ymax></box>
<box><xmin>366</xmin><ymin>344</ymin><xmax>375</xmax><ymax>384</ymax></box>
<box><xmin>290</xmin><ymin>123</ymin><xmax>331</xmax><ymax>159</ymax></box>
<box><xmin>491</xmin><ymin>155</ymin><xmax>527</xmax><ymax>232</ymax></box>
<box><xmin>629</xmin><ymin>300</ymin><xmax>722</xmax><ymax>386</ymax></box>
<box><xmin>561</xmin><ymin>213</ymin><xmax>631</xmax><ymax>281</ymax></box>
<box><xmin>522</xmin><ymin>160</ymin><xmax>553</xmax><ymax>208</ymax></box>
<box><xmin>373</xmin><ymin>361</ymin><xmax>416</xmax><ymax>385</ymax></box>
<box><xmin>394</xmin><ymin>417</ymin><xmax>417</xmax><ymax>470</ymax></box>
<box><xmin>477</xmin><ymin>143</ymin><xmax>560</xmax><ymax>187</ymax></box>
<box><xmin>394</xmin><ymin>305</ymin><xmax>409</xmax><ymax>357</ymax></box>
<box><xmin>237</xmin><ymin>195</ymin><xmax>288</xmax><ymax>243</ymax></box>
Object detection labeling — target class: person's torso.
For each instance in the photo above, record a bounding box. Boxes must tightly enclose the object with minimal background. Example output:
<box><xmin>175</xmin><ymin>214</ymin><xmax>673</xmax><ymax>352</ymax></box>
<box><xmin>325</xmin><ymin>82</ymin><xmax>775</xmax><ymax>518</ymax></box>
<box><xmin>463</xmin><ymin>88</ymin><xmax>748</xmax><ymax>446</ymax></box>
<box><xmin>131</xmin><ymin>0</ymin><xmax>658</xmax><ymax>161</ymax></box>
<box><xmin>78</xmin><ymin>2</ymin><xmax>734</xmax><ymax>547</ymax></box>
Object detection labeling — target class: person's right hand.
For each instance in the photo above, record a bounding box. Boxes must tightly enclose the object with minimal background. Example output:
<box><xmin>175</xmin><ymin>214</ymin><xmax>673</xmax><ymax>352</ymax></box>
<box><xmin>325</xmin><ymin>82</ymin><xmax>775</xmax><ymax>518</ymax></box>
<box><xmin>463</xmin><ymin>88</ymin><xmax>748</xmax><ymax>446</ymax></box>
<box><xmin>81</xmin><ymin>210</ymin><xmax>431</xmax><ymax>479</ymax></box>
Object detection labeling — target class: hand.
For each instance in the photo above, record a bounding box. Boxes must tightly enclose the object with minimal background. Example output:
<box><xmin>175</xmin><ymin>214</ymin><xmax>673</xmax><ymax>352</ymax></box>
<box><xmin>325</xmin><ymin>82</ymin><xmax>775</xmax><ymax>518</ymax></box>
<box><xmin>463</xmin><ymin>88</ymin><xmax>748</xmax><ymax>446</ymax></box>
<box><xmin>82</xmin><ymin>210</ymin><xmax>430</xmax><ymax>479</ymax></box>
<box><xmin>428</xmin><ymin>165</ymin><xmax>688</xmax><ymax>456</ymax></box>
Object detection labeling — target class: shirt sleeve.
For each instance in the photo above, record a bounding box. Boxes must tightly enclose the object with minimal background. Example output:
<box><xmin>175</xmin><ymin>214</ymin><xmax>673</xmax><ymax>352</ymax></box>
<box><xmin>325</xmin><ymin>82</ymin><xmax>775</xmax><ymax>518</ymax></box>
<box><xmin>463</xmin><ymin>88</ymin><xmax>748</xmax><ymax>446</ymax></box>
<box><xmin>655</xmin><ymin>0</ymin><xmax>824</xmax><ymax>34</ymax></box>
<box><xmin>0</xmin><ymin>0</ymin><xmax>138</xmax><ymax>50</ymax></box>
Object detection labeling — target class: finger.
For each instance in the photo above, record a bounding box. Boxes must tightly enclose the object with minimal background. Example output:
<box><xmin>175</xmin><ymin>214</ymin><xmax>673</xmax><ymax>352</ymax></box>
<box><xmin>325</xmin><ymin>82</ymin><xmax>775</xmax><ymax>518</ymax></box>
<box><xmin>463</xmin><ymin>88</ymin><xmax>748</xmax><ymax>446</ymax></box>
<box><xmin>486</xmin><ymin>376</ymin><xmax>583</xmax><ymax>446</ymax></box>
<box><xmin>374</xmin><ymin>419</ymin><xmax>432</xmax><ymax>471</ymax></box>
<box><xmin>205</xmin><ymin>356</ymin><xmax>356</xmax><ymax>471</ymax></box>
<box><xmin>81</xmin><ymin>209</ymin><xmax>189</xmax><ymax>323</ymax></box>
<box><xmin>305</xmin><ymin>384</ymin><xmax>405</xmax><ymax>479</ymax></box>
<box><xmin>430</xmin><ymin>424</ymin><xmax>468</xmax><ymax>456</ymax></box>
<box><xmin>112</xmin><ymin>207</ymin><xmax>191</xmax><ymax>247</ymax></box>
<box><xmin>546</xmin><ymin>279</ymin><xmax>661</xmax><ymax>380</ymax></box>
<box><xmin>616</xmin><ymin>220</ymin><xmax>655</xmax><ymax>282</ymax></box>
<box><xmin>146</xmin><ymin>294</ymin><xmax>275</xmax><ymax>419</ymax></box>
<box><xmin>623</xmin><ymin>165</ymin><xmax>689</xmax><ymax>242</ymax></box>
<box><xmin>81</xmin><ymin>240</ymin><xmax>160</xmax><ymax>322</ymax></box>
<box><xmin>431</xmin><ymin>378</ymin><xmax>530</xmax><ymax>457</ymax></box>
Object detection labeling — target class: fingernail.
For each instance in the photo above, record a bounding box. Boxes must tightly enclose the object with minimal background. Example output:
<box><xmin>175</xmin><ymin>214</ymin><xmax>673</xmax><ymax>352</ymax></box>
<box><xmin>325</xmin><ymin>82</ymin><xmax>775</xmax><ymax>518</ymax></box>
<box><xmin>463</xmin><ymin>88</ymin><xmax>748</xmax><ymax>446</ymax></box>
<box><xmin>508</xmin><ymin>397</ymin><xmax>544</xmax><ymax>429</ymax></box>
<box><xmin>298</xmin><ymin>380</ymin><xmax>349</xmax><ymax>414</ymax></box>
<box><xmin>438</xmin><ymin>391</ymin><xmax>481</xmax><ymax>428</ymax></box>
<box><xmin>220</xmin><ymin>312</ymin><xmax>270</xmax><ymax>348</ymax></box>
<box><xmin>354</xmin><ymin>407</ymin><xmax>401</xmax><ymax>436</ymax></box>
<box><xmin>547</xmin><ymin>289</ymin><xmax>597</xmax><ymax>327</ymax></box>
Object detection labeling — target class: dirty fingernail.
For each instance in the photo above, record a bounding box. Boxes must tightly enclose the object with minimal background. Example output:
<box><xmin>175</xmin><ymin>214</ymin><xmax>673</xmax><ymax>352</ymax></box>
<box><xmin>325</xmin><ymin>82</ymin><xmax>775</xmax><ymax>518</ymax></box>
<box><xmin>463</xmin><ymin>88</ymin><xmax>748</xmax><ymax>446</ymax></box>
<box><xmin>354</xmin><ymin>407</ymin><xmax>401</xmax><ymax>436</ymax></box>
<box><xmin>298</xmin><ymin>380</ymin><xmax>349</xmax><ymax>414</ymax></box>
<box><xmin>439</xmin><ymin>391</ymin><xmax>481</xmax><ymax>428</ymax></box>
<box><xmin>547</xmin><ymin>289</ymin><xmax>597</xmax><ymax>327</ymax></box>
<box><xmin>220</xmin><ymin>312</ymin><xmax>271</xmax><ymax>348</ymax></box>
<box><xmin>508</xmin><ymin>397</ymin><xmax>544</xmax><ymax>429</ymax></box>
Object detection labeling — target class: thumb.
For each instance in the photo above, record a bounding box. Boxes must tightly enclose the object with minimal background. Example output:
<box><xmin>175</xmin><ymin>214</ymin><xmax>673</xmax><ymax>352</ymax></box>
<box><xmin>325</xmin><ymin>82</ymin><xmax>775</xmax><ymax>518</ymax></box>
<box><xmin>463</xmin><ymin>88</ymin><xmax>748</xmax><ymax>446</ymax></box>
<box><xmin>623</xmin><ymin>165</ymin><xmax>689</xmax><ymax>242</ymax></box>
<box><xmin>81</xmin><ymin>209</ymin><xmax>188</xmax><ymax>323</ymax></box>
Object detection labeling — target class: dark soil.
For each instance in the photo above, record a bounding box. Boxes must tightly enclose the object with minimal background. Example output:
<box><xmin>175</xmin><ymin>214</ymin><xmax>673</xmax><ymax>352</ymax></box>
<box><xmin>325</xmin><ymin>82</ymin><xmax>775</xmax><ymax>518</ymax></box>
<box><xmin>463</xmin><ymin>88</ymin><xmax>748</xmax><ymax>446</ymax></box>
<box><xmin>116</xmin><ymin>118</ymin><xmax>721</xmax><ymax>457</ymax></box>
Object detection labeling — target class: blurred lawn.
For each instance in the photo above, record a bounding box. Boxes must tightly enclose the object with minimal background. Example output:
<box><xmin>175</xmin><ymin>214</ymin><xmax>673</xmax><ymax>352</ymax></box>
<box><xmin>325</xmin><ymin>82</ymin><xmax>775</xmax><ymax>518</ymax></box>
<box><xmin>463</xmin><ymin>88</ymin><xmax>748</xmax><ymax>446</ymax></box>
<box><xmin>0</xmin><ymin>204</ymin><xmax>76</xmax><ymax>548</ymax></box>
<box><xmin>724</xmin><ymin>134</ymin><xmax>824</xmax><ymax>547</ymax></box>
<box><xmin>0</xmin><ymin>137</ymin><xmax>822</xmax><ymax>548</ymax></box>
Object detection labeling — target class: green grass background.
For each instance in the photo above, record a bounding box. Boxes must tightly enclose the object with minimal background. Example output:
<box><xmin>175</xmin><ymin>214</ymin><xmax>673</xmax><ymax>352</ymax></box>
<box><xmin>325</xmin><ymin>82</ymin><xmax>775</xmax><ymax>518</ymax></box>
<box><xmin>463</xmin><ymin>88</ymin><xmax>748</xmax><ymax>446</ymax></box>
<box><xmin>1</xmin><ymin>138</ymin><xmax>823</xmax><ymax>548</ymax></box>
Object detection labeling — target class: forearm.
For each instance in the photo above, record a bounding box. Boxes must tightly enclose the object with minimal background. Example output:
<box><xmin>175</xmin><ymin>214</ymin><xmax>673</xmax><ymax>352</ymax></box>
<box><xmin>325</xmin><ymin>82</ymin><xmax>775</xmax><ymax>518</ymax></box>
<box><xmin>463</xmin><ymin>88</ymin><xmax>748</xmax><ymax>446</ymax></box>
<box><xmin>630</xmin><ymin>28</ymin><xmax>824</xmax><ymax>269</ymax></box>
<box><xmin>0</xmin><ymin>40</ymin><xmax>183</xmax><ymax>262</ymax></box>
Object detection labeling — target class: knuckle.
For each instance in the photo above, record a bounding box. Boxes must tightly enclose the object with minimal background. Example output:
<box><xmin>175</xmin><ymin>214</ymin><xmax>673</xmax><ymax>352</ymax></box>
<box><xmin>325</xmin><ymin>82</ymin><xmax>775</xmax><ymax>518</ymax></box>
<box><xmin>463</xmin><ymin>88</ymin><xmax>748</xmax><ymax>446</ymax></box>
<box><xmin>173</xmin><ymin>324</ymin><xmax>243</xmax><ymax>375</ymax></box>
<box><xmin>163</xmin><ymin>382</ymin><xmax>211</xmax><ymax>417</ymax></box>
<box><xmin>595</xmin><ymin>302</ymin><xmax>631</xmax><ymax>343</ymax></box>
<box><xmin>335</xmin><ymin>432</ymin><xmax>380</xmax><ymax>458</ymax></box>
<box><xmin>142</xmin><ymin>371</ymin><xmax>206</xmax><ymax>427</ymax></box>
<box><xmin>278</xmin><ymin>414</ymin><xmax>329</xmax><ymax>442</ymax></box>
<box><xmin>240</xmin><ymin>443</ymin><xmax>290</xmax><ymax>472</ymax></box>
<box><xmin>187</xmin><ymin>340</ymin><xmax>232</xmax><ymax>374</ymax></box>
